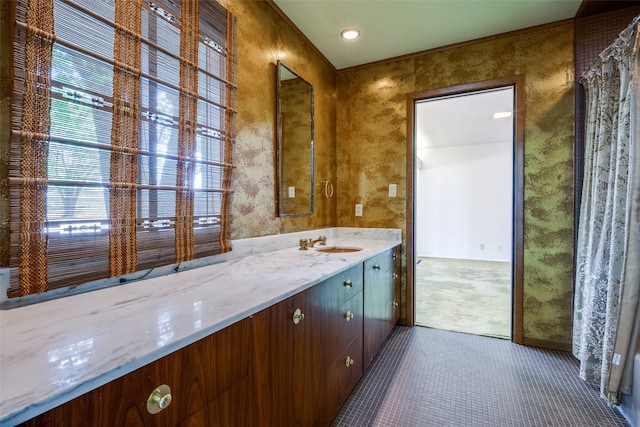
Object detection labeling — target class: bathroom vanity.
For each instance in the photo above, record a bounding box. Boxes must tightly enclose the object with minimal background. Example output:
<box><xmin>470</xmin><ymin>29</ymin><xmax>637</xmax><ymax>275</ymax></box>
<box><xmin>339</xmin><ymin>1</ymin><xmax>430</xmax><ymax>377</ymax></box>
<box><xmin>0</xmin><ymin>228</ymin><xmax>401</xmax><ymax>426</ymax></box>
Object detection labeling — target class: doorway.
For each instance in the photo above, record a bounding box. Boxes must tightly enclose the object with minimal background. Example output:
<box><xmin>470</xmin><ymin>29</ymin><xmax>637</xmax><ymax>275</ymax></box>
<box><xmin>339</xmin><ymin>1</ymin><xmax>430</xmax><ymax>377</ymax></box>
<box><xmin>415</xmin><ymin>87</ymin><xmax>513</xmax><ymax>338</ymax></box>
<box><xmin>405</xmin><ymin>77</ymin><xmax>525</xmax><ymax>344</ymax></box>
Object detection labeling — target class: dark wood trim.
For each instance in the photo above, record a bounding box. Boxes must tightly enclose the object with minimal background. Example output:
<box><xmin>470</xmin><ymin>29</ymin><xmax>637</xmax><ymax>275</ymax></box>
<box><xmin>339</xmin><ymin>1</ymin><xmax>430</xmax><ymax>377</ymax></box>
<box><xmin>575</xmin><ymin>0</ymin><xmax>639</xmax><ymax>18</ymax></box>
<box><xmin>264</xmin><ymin>0</ymin><xmax>337</xmax><ymax>73</ymax></box>
<box><xmin>341</xmin><ymin>19</ymin><xmax>573</xmax><ymax>73</ymax></box>
<box><xmin>522</xmin><ymin>337</ymin><xmax>572</xmax><ymax>352</ymax></box>
<box><xmin>512</xmin><ymin>75</ymin><xmax>526</xmax><ymax>345</ymax></box>
<box><xmin>406</xmin><ymin>76</ymin><xmax>525</xmax><ymax>345</ymax></box>
<box><xmin>405</xmin><ymin>96</ymin><xmax>416</xmax><ymax>327</ymax></box>
<box><xmin>0</xmin><ymin>0</ymin><xmax>15</xmax><ymax>270</ymax></box>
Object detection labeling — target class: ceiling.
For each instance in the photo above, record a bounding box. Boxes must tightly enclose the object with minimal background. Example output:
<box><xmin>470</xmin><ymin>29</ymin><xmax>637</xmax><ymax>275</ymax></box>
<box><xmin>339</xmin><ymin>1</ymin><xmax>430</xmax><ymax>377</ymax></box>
<box><xmin>272</xmin><ymin>1</ymin><xmax>585</xmax><ymax>157</ymax></box>
<box><xmin>272</xmin><ymin>0</ymin><xmax>583</xmax><ymax>70</ymax></box>
<box><xmin>415</xmin><ymin>88</ymin><xmax>514</xmax><ymax>166</ymax></box>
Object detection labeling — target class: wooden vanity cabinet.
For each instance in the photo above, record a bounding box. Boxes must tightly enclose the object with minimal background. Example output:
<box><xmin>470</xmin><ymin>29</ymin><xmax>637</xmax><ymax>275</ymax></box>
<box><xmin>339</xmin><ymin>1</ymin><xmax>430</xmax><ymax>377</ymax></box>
<box><xmin>18</xmin><ymin>318</ymin><xmax>251</xmax><ymax>427</ymax></box>
<box><xmin>18</xmin><ymin>245</ymin><xmax>402</xmax><ymax>427</ymax></box>
<box><xmin>251</xmin><ymin>283</ymin><xmax>327</xmax><ymax>427</ymax></box>
<box><xmin>251</xmin><ymin>263</ymin><xmax>368</xmax><ymax>427</ymax></box>
<box><xmin>363</xmin><ymin>247</ymin><xmax>400</xmax><ymax>369</ymax></box>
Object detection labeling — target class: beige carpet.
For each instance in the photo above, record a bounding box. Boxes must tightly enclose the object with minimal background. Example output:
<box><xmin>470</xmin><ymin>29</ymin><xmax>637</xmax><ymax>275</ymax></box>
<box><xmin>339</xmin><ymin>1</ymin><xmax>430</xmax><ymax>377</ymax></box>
<box><xmin>415</xmin><ymin>257</ymin><xmax>511</xmax><ymax>338</ymax></box>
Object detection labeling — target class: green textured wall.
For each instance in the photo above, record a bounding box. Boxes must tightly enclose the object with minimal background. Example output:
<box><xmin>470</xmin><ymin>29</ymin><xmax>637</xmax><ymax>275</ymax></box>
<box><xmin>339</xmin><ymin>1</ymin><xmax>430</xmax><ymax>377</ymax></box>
<box><xmin>336</xmin><ymin>22</ymin><xmax>575</xmax><ymax>347</ymax></box>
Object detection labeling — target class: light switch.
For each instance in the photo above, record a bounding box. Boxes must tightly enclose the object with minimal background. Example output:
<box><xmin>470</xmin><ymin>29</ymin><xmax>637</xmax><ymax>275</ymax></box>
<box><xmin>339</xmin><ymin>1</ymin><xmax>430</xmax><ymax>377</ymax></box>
<box><xmin>288</xmin><ymin>186</ymin><xmax>295</xmax><ymax>198</ymax></box>
<box><xmin>389</xmin><ymin>184</ymin><xmax>397</xmax><ymax>197</ymax></box>
<box><xmin>355</xmin><ymin>204</ymin><xmax>363</xmax><ymax>216</ymax></box>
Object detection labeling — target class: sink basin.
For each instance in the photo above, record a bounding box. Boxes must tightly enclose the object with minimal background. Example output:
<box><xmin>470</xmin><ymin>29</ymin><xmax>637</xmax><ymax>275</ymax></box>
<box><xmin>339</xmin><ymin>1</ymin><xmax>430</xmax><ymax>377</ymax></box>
<box><xmin>316</xmin><ymin>246</ymin><xmax>363</xmax><ymax>253</ymax></box>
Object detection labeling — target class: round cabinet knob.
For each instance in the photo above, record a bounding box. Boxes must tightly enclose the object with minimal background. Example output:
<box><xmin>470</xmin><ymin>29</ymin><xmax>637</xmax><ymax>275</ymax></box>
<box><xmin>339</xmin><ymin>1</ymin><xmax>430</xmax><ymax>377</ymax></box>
<box><xmin>344</xmin><ymin>310</ymin><xmax>354</xmax><ymax>321</ymax></box>
<box><xmin>147</xmin><ymin>384</ymin><xmax>172</xmax><ymax>414</ymax></box>
<box><xmin>292</xmin><ymin>308</ymin><xmax>305</xmax><ymax>324</ymax></box>
<box><xmin>373</xmin><ymin>264</ymin><xmax>381</xmax><ymax>270</ymax></box>
<box><xmin>343</xmin><ymin>279</ymin><xmax>352</xmax><ymax>288</ymax></box>
<box><xmin>345</xmin><ymin>356</ymin><xmax>355</xmax><ymax>367</ymax></box>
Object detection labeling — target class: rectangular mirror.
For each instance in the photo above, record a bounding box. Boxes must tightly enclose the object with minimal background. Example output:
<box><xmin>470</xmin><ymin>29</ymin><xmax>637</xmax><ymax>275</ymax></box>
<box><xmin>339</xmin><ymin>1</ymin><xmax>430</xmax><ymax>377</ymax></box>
<box><xmin>277</xmin><ymin>61</ymin><xmax>314</xmax><ymax>216</ymax></box>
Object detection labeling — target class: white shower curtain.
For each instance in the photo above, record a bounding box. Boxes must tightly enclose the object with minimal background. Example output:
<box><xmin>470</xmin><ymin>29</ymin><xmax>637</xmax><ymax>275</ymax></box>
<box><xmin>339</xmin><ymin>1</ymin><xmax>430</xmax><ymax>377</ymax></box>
<box><xmin>573</xmin><ymin>15</ymin><xmax>640</xmax><ymax>407</ymax></box>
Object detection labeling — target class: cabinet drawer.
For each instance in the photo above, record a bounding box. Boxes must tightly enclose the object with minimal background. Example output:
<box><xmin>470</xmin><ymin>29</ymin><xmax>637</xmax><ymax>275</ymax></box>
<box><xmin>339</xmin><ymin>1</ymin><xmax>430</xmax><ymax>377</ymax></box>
<box><xmin>330</xmin><ymin>264</ymin><xmax>363</xmax><ymax>308</ymax></box>
<box><xmin>392</xmin><ymin>245</ymin><xmax>401</xmax><ymax>270</ymax></box>
<box><xmin>325</xmin><ymin>291</ymin><xmax>363</xmax><ymax>366</ymax></box>
<box><xmin>364</xmin><ymin>250</ymin><xmax>393</xmax><ymax>275</ymax></box>
<box><xmin>326</xmin><ymin>334</ymin><xmax>363</xmax><ymax>423</ymax></box>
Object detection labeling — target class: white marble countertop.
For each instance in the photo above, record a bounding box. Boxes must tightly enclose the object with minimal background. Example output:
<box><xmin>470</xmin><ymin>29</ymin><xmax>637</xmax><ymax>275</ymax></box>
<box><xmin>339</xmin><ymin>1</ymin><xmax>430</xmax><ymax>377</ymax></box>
<box><xmin>0</xmin><ymin>228</ymin><xmax>401</xmax><ymax>426</ymax></box>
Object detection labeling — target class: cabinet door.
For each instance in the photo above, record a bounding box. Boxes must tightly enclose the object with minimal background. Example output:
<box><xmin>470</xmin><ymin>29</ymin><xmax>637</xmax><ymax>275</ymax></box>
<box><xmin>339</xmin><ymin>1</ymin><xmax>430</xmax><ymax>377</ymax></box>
<box><xmin>178</xmin><ymin>378</ymin><xmax>251</xmax><ymax>427</ymax></box>
<box><xmin>17</xmin><ymin>363</ymin><xmax>155</xmax><ymax>427</ymax></box>
<box><xmin>363</xmin><ymin>249</ymin><xmax>394</xmax><ymax>369</ymax></box>
<box><xmin>251</xmin><ymin>285</ymin><xmax>325</xmax><ymax>427</ymax></box>
<box><xmin>19</xmin><ymin>319</ymin><xmax>250</xmax><ymax>427</ymax></box>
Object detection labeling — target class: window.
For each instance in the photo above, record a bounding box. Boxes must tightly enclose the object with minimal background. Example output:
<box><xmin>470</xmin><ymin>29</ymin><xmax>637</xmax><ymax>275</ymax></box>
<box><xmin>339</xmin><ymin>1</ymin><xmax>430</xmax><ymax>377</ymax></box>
<box><xmin>8</xmin><ymin>0</ymin><xmax>236</xmax><ymax>297</ymax></box>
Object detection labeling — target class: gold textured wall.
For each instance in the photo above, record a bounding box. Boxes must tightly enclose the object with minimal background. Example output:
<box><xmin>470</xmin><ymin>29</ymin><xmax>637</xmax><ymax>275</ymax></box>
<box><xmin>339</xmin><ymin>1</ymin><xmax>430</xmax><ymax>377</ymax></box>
<box><xmin>336</xmin><ymin>22</ymin><xmax>575</xmax><ymax>347</ymax></box>
<box><xmin>219</xmin><ymin>0</ymin><xmax>337</xmax><ymax>238</ymax></box>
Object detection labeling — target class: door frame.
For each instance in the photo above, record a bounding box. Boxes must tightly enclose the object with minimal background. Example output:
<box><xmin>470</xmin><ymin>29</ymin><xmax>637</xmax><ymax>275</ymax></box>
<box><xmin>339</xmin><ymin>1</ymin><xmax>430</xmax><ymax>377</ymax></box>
<box><xmin>405</xmin><ymin>76</ymin><xmax>525</xmax><ymax>344</ymax></box>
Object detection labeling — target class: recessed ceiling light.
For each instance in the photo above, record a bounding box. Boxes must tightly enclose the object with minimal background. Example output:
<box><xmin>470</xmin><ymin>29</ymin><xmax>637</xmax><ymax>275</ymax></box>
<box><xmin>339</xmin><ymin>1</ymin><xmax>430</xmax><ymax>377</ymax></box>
<box><xmin>340</xmin><ymin>28</ymin><xmax>360</xmax><ymax>40</ymax></box>
<box><xmin>492</xmin><ymin>111</ymin><xmax>512</xmax><ymax>119</ymax></box>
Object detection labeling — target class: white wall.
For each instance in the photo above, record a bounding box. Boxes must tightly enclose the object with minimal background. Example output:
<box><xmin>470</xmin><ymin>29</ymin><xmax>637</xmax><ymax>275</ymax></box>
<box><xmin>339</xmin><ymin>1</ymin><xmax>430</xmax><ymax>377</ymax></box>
<box><xmin>416</xmin><ymin>141</ymin><xmax>512</xmax><ymax>261</ymax></box>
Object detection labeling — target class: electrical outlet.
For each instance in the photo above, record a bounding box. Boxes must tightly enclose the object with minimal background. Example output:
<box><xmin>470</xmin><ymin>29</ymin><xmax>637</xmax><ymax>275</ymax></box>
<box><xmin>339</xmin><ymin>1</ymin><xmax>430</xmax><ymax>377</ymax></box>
<box><xmin>355</xmin><ymin>204</ymin><xmax>363</xmax><ymax>216</ymax></box>
<box><xmin>288</xmin><ymin>186</ymin><xmax>295</xmax><ymax>198</ymax></box>
<box><xmin>388</xmin><ymin>184</ymin><xmax>397</xmax><ymax>197</ymax></box>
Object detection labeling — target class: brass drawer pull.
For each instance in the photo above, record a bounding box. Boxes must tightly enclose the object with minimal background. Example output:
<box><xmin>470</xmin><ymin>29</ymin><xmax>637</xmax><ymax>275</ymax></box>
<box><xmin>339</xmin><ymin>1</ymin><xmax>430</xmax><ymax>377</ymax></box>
<box><xmin>345</xmin><ymin>356</ymin><xmax>355</xmax><ymax>367</ymax></box>
<box><xmin>343</xmin><ymin>279</ymin><xmax>352</xmax><ymax>288</ymax></box>
<box><xmin>292</xmin><ymin>308</ymin><xmax>305</xmax><ymax>324</ymax></box>
<box><xmin>147</xmin><ymin>384</ymin><xmax>172</xmax><ymax>414</ymax></box>
<box><xmin>344</xmin><ymin>310</ymin><xmax>354</xmax><ymax>321</ymax></box>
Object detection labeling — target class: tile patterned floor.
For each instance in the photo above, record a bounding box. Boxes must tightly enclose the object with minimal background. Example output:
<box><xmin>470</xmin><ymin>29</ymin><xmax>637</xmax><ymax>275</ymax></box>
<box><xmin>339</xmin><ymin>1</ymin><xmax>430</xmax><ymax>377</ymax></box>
<box><xmin>415</xmin><ymin>257</ymin><xmax>511</xmax><ymax>338</ymax></box>
<box><xmin>332</xmin><ymin>326</ymin><xmax>629</xmax><ymax>427</ymax></box>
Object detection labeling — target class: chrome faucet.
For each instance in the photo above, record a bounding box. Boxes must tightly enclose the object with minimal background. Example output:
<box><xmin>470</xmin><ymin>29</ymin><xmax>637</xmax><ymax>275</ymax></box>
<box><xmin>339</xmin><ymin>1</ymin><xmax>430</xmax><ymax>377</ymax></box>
<box><xmin>299</xmin><ymin>235</ymin><xmax>327</xmax><ymax>250</ymax></box>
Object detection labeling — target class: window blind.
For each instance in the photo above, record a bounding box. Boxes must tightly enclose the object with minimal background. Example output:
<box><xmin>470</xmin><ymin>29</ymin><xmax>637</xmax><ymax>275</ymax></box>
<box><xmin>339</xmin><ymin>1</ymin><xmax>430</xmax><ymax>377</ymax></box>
<box><xmin>9</xmin><ymin>0</ymin><xmax>236</xmax><ymax>298</ymax></box>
